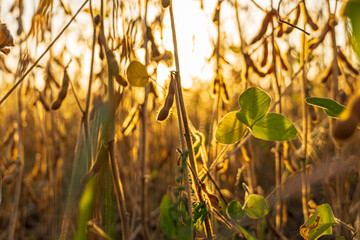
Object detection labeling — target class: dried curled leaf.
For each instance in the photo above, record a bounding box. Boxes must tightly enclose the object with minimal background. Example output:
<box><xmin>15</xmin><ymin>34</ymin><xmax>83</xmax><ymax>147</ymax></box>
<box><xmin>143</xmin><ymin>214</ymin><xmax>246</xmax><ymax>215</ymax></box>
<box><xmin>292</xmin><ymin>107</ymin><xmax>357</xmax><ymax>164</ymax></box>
<box><xmin>126</xmin><ymin>60</ymin><xmax>149</xmax><ymax>87</ymax></box>
<box><xmin>0</xmin><ymin>24</ymin><xmax>14</xmax><ymax>55</ymax></box>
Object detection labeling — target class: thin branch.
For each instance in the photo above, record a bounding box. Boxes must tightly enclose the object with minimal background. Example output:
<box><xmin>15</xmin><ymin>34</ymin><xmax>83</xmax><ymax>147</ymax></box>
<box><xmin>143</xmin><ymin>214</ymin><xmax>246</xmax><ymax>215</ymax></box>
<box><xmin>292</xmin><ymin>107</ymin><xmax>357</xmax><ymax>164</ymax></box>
<box><xmin>0</xmin><ymin>0</ymin><xmax>89</xmax><ymax>106</ymax></box>
<box><xmin>278</xmin><ymin>0</ymin><xmax>310</xmax><ymax>35</ymax></box>
<box><xmin>250</xmin><ymin>0</ymin><xmax>266</xmax><ymax>12</ymax></box>
<box><xmin>69</xmin><ymin>77</ymin><xmax>84</xmax><ymax>113</ymax></box>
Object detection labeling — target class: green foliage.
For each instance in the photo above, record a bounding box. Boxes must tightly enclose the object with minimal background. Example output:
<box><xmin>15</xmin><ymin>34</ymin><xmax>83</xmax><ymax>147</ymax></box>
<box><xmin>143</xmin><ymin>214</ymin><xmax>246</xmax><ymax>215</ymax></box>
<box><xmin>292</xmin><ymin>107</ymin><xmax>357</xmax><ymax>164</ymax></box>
<box><xmin>215</xmin><ymin>112</ymin><xmax>247</xmax><ymax>144</ymax></box>
<box><xmin>306</xmin><ymin>97</ymin><xmax>346</xmax><ymax>118</ymax></box>
<box><xmin>226</xmin><ymin>200</ymin><xmax>245</xmax><ymax>220</ymax></box>
<box><xmin>216</xmin><ymin>87</ymin><xmax>297</xmax><ymax>144</ymax></box>
<box><xmin>236</xmin><ymin>87</ymin><xmax>271</xmax><ymax>127</ymax></box>
<box><xmin>226</xmin><ymin>194</ymin><xmax>269</xmax><ymax>221</ymax></box>
<box><xmin>344</xmin><ymin>0</ymin><xmax>360</xmax><ymax>57</ymax></box>
<box><xmin>193</xmin><ymin>203</ymin><xmax>208</xmax><ymax>230</ymax></box>
<box><xmin>159</xmin><ymin>150</ymin><xmax>192</xmax><ymax>239</ymax></box>
<box><xmin>300</xmin><ymin>204</ymin><xmax>336</xmax><ymax>240</ymax></box>
<box><xmin>243</xmin><ymin>194</ymin><xmax>269</xmax><ymax>219</ymax></box>
<box><xmin>160</xmin><ymin>195</ymin><xmax>177</xmax><ymax>239</ymax></box>
<box><xmin>251</xmin><ymin>113</ymin><xmax>298</xmax><ymax>141</ymax></box>
<box><xmin>74</xmin><ymin>177</ymin><xmax>97</xmax><ymax>240</ymax></box>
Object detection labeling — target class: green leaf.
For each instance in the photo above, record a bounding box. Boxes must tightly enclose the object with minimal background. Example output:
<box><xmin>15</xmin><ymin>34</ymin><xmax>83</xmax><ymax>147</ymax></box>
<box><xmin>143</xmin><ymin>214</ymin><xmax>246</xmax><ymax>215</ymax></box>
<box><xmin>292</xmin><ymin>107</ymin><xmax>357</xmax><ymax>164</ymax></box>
<box><xmin>238</xmin><ymin>226</ymin><xmax>257</xmax><ymax>240</ymax></box>
<box><xmin>226</xmin><ymin>201</ymin><xmax>245</xmax><ymax>220</ymax></box>
<box><xmin>251</xmin><ymin>113</ymin><xmax>297</xmax><ymax>141</ymax></box>
<box><xmin>74</xmin><ymin>177</ymin><xmax>97</xmax><ymax>240</ymax></box>
<box><xmin>306</xmin><ymin>97</ymin><xmax>346</xmax><ymax>118</ymax></box>
<box><xmin>126</xmin><ymin>60</ymin><xmax>149</xmax><ymax>87</ymax></box>
<box><xmin>244</xmin><ymin>194</ymin><xmax>269</xmax><ymax>219</ymax></box>
<box><xmin>344</xmin><ymin>1</ymin><xmax>360</xmax><ymax>58</ymax></box>
<box><xmin>236</xmin><ymin>87</ymin><xmax>271</xmax><ymax>127</ymax></box>
<box><xmin>193</xmin><ymin>203</ymin><xmax>208</xmax><ymax>230</ymax></box>
<box><xmin>299</xmin><ymin>204</ymin><xmax>336</xmax><ymax>240</ymax></box>
<box><xmin>215</xmin><ymin>111</ymin><xmax>247</xmax><ymax>144</ymax></box>
<box><xmin>160</xmin><ymin>195</ymin><xmax>176</xmax><ymax>238</ymax></box>
<box><xmin>176</xmin><ymin>226</ymin><xmax>192</xmax><ymax>240</ymax></box>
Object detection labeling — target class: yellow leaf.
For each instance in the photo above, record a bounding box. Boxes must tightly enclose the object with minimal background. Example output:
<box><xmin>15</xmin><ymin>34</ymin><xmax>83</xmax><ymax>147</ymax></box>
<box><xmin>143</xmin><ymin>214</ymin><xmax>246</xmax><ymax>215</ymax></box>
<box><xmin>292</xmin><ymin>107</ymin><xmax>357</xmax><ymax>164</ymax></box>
<box><xmin>126</xmin><ymin>60</ymin><xmax>149</xmax><ymax>87</ymax></box>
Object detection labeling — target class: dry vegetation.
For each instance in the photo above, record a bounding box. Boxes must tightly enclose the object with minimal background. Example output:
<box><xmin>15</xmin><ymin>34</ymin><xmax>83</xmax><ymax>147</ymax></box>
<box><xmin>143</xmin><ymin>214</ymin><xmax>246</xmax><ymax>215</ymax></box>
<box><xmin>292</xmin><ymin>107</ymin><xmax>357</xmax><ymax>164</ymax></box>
<box><xmin>0</xmin><ymin>0</ymin><xmax>360</xmax><ymax>239</ymax></box>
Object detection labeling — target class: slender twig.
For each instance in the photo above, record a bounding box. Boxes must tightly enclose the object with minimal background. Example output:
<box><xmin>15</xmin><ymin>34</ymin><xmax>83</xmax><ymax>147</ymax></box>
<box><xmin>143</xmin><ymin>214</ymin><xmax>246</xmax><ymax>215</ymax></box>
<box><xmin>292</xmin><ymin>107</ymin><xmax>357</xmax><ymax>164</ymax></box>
<box><xmin>139</xmin><ymin>0</ymin><xmax>150</xmax><ymax>238</ymax></box>
<box><xmin>0</xmin><ymin>0</ymin><xmax>89</xmax><ymax>106</ymax></box>
<box><xmin>278</xmin><ymin>0</ymin><xmax>310</xmax><ymax>35</ymax></box>
<box><xmin>299</xmin><ymin>1</ymin><xmax>310</xmax><ymax>222</ymax></box>
<box><xmin>250</xmin><ymin>0</ymin><xmax>266</xmax><ymax>12</ymax></box>
<box><xmin>69</xmin><ymin>78</ymin><xmax>84</xmax><ymax>113</ymax></box>
<box><xmin>82</xmin><ymin>0</ymin><xmax>98</xmax><ymax>167</ymax></box>
<box><xmin>8</xmin><ymin>70</ymin><xmax>25</xmax><ymax>240</ymax></box>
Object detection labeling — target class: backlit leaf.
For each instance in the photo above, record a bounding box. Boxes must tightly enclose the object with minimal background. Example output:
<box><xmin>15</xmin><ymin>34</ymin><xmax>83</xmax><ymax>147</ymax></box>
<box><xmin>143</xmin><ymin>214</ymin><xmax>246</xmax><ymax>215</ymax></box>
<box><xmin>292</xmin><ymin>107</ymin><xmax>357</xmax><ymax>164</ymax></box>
<box><xmin>306</xmin><ymin>97</ymin><xmax>345</xmax><ymax>118</ymax></box>
<box><xmin>215</xmin><ymin>111</ymin><xmax>247</xmax><ymax>144</ymax></box>
<box><xmin>252</xmin><ymin>113</ymin><xmax>297</xmax><ymax>141</ymax></box>
<box><xmin>160</xmin><ymin>195</ymin><xmax>176</xmax><ymax>238</ymax></box>
<box><xmin>126</xmin><ymin>60</ymin><xmax>149</xmax><ymax>87</ymax></box>
<box><xmin>244</xmin><ymin>194</ymin><xmax>269</xmax><ymax>219</ymax></box>
<box><xmin>236</xmin><ymin>87</ymin><xmax>271</xmax><ymax>127</ymax></box>
<box><xmin>299</xmin><ymin>204</ymin><xmax>336</xmax><ymax>240</ymax></box>
<box><xmin>226</xmin><ymin>201</ymin><xmax>245</xmax><ymax>220</ymax></box>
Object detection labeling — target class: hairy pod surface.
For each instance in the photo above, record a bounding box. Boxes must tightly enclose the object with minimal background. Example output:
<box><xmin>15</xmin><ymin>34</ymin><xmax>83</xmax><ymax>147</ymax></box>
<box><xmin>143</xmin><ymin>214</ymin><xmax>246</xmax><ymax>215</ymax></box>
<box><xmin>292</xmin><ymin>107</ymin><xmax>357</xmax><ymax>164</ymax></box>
<box><xmin>161</xmin><ymin>0</ymin><xmax>170</xmax><ymax>8</ymax></box>
<box><xmin>261</xmin><ymin>40</ymin><xmax>268</xmax><ymax>67</ymax></box>
<box><xmin>332</xmin><ymin>95</ymin><xmax>360</xmax><ymax>140</ymax></box>
<box><xmin>157</xmin><ymin>78</ymin><xmax>175</xmax><ymax>121</ymax></box>
<box><xmin>285</xmin><ymin>5</ymin><xmax>300</xmax><ymax>34</ymax></box>
<box><xmin>51</xmin><ymin>68</ymin><xmax>69</xmax><ymax>110</ymax></box>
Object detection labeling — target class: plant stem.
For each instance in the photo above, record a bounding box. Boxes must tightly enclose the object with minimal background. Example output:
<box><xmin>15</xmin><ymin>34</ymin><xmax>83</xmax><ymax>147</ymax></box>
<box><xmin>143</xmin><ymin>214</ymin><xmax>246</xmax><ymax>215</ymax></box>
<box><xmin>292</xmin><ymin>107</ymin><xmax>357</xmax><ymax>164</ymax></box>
<box><xmin>139</xmin><ymin>0</ymin><xmax>150</xmax><ymax>238</ymax></box>
<box><xmin>271</xmin><ymin>16</ymin><xmax>283</xmax><ymax>231</ymax></box>
<box><xmin>100</xmin><ymin>1</ymin><xmax>130</xmax><ymax>239</ymax></box>
<box><xmin>8</xmin><ymin>81</ymin><xmax>25</xmax><ymax>240</ymax></box>
<box><xmin>300</xmin><ymin>1</ymin><xmax>309</xmax><ymax>222</ymax></box>
<box><xmin>169</xmin><ymin>3</ymin><xmax>213</xmax><ymax>238</ymax></box>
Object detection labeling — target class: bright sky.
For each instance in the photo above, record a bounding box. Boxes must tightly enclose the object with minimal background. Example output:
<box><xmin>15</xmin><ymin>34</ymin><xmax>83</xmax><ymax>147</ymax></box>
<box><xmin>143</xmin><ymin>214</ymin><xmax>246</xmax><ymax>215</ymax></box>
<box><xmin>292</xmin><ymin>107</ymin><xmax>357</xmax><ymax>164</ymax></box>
<box><xmin>0</xmin><ymin>0</ymin><xmax>345</xmax><ymax>91</ymax></box>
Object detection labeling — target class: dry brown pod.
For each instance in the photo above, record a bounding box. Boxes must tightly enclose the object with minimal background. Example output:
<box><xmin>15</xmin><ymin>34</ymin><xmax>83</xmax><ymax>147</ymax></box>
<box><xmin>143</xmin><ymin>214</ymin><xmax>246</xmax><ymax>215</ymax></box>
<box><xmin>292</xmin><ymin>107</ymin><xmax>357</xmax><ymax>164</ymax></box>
<box><xmin>285</xmin><ymin>5</ymin><xmax>300</xmax><ymax>34</ymax></box>
<box><xmin>309</xmin><ymin>22</ymin><xmax>330</xmax><ymax>50</ymax></box>
<box><xmin>157</xmin><ymin>77</ymin><xmax>175</xmax><ymax>121</ymax></box>
<box><xmin>260</xmin><ymin>40</ymin><xmax>268</xmax><ymax>67</ymax></box>
<box><xmin>304</xmin><ymin>5</ymin><xmax>318</xmax><ymax>31</ymax></box>
<box><xmin>3</xmin><ymin>175</ymin><xmax>14</xmax><ymax>185</ymax></box>
<box><xmin>38</xmin><ymin>91</ymin><xmax>50</xmax><ymax>111</ymax></box>
<box><xmin>161</xmin><ymin>0</ymin><xmax>170</xmax><ymax>8</ymax></box>
<box><xmin>321</xmin><ymin>65</ymin><xmax>333</xmax><ymax>83</ymax></box>
<box><xmin>220</xmin><ymin>81</ymin><xmax>230</xmax><ymax>103</ymax></box>
<box><xmin>277</xmin><ymin>22</ymin><xmax>284</xmax><ymax>38</ymax></box>
<box><xmin>121</xmin><ymin>106</ymin><xmax>140</xmax><ymax>135</ymax></box>
<box><xmin>266</xmin><ymin>63</ymin><xmax>274</xmax><ymax>75</ymax></box>
<box><xmin>309</xmin><ymin>105</ymin><xmax>317</xmax><ymax>122</ymax></box>
<box><xmin>337</xmin><ymin>48</ymin><xmax>359</xmax><ymax>75</ymax></box>
<box><xmin>332</xmin><ymin>95</ymin><xmax>360</xmax><ymax>140</ymax></box>
<box><xmin>250</xmin><ymin>10</ymin><xmax>274</xmax><ymax>45</ymax></box>
<box><xmin>51</xmin><ymin>67</ymin><xmax>70</xmax><ymax>110</ymax></box>
<box><xmin>211</xmin><ymin>78</ymin><xmax>220</xmax><ymax>96</ymax></box>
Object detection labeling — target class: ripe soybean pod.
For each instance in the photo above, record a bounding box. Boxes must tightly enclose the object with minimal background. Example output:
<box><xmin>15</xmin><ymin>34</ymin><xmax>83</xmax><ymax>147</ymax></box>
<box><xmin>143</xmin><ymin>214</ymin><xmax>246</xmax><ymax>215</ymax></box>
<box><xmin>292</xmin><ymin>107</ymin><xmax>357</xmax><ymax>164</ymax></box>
<box><xmin>332</xmin><ymin>95</ymin><xmax>360</xmax><ymax>140</ymax></box>
<box><xmin>51</xmin><ymin>66</ymin><xmax>70</xmax><ymax>110</ymax></box>
<box><xmin>157</xmin><ymin>73</ymin><xmax>176</xmax><ymax>121</ymax></box>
